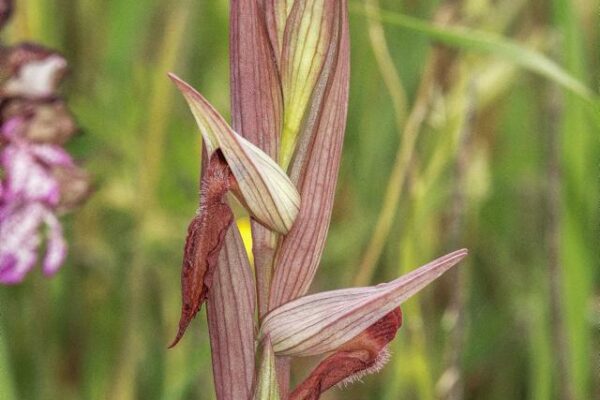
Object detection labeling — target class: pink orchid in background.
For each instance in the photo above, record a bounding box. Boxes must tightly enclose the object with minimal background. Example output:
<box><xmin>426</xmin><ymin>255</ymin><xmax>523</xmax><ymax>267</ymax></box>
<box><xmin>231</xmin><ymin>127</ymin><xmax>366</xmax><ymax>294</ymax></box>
<box><xmin>169</xmin><ymin>0</ymin><xmax>467</xmax><ymax>399</ymax></box>
<box><xmin>0</xmin><ymin>0</ymin><xmax>91</xmax><ymax>285</ymax></box>
<box><xmin>0</xmin><ymin>200</ymin><xmax>66</xmax><ymax>283</ymax></box>
<box><xmin>0</xmin><ymin>118</ymin><xmax>69</xmax><ymax>283</ymax></box>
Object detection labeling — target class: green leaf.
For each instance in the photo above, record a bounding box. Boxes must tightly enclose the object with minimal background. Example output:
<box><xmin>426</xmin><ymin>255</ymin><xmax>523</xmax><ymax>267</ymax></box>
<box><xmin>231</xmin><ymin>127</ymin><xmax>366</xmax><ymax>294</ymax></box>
<box><xmin>253</xmin><ymin>338</ymin><xmax>280</xmax><ymax>400</ymax></box>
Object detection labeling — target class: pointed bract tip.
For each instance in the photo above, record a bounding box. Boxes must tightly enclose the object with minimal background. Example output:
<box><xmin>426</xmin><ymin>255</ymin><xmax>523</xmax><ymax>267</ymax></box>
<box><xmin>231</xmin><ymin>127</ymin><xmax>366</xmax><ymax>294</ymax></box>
<box><xmin>167</xmin><ymin>71</ymin><xmax>181</xmax><ymax>81</ymax></box>
<box><xmin>168</xmin><ymin>72</ymin><xmax>194</xmax><ymax>93</ymax></box>
<box><xmin>168</xmin><ymin>317</ymin><xmax>191</xmax><ymax>349</ymax></box>
<box><xmin>167</xmin><ymin>335</ymin><xmax>181</xmax><ymax>349</ymax></box>
<box><xmin>450</xmin><ymin>248</ymin><xmax>468</xmax><ymax>262</ymax></box>
<box><xmin>168</xmin><ymin>73</ymin><xmax>206</xmax><ymax>104</ymax></box>
<box><xmin>435</xmin><ymin>248</ymin><xmax>468</xmax><ymax>267</ymax></box>
<box><xmin>408</xmin><ymin>248</ymin><xmax>469</xmax><ymax>282</ymax></box>
<box><xmin>452</xmin><ymin>248</ymin><xmax>469</xmax><ymax>264</ymax></box>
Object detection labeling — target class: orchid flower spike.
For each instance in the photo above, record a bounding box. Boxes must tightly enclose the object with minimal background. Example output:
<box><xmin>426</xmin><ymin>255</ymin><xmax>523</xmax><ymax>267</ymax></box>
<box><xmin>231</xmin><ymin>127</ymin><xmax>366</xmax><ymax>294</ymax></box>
<box><xmin>169</xmin><ymin>1</ymin><xmax>468</xmax><ymax>400</ymax></box>
<box><xmin>168</xmin><ymin>74</ymin><xmax>300</xmax><ymax>346</ymax></box>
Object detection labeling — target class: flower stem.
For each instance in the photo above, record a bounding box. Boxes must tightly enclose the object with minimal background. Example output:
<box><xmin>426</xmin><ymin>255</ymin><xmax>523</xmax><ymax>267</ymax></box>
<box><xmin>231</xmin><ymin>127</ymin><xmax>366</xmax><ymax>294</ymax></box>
<box><xmin>0</xmin><ymin>319</ymin><xmax>17</xmax><ymax>400</ymax></box>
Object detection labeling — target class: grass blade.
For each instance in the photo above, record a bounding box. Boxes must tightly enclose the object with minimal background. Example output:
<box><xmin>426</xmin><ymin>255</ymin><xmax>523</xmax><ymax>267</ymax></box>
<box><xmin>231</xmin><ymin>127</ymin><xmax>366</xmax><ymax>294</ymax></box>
<box><xmin>351</xmin><ymin>3</ymin><xmax>595</xmax><ymax>101</ymax></box>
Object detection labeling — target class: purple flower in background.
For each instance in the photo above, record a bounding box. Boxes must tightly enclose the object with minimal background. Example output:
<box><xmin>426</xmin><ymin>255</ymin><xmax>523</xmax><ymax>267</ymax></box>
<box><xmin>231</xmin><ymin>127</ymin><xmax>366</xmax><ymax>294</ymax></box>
<box><xmin>0</xmin><ymin>2</ymin><xmax>90</xmax><ymax>285</ymax></box>
<box><xmin>0</xmin><ymin>202</ymin><xmax>66</xmax><ymax>283</ymax></box>
<box><xmin>0</xmin><ymin>118</ymin><xmax>72</xmax><ymax>284</ymax></box>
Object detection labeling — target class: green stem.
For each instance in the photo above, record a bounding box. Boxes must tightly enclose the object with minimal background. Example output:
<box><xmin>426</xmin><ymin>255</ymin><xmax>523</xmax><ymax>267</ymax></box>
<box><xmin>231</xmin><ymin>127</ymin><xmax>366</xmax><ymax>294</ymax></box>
<box><xmin>552</xmin><ymin>0</ymin><xmax>595</xmax><ymax>398</ymax></box>
<box><xmin>0</xmin><ymin>319</ymin><xmax>17</xmax><ymax>400</ymax></box>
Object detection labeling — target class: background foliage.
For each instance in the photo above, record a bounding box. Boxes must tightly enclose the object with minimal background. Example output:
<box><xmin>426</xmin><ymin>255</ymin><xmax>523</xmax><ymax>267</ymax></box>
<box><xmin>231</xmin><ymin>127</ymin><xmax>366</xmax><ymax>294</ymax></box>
<box><xmin>1</xmin><ymin>0</ymin><xmax>598</xmax><ymax>399</ymax></box>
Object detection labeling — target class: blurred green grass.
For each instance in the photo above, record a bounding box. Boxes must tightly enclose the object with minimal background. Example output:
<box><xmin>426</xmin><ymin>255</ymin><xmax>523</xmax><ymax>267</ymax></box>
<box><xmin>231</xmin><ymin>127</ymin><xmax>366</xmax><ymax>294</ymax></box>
<box><xmin>1</xmin><ymin>0</ymin><xmax>598</xmax><ymax>399</ymax></box>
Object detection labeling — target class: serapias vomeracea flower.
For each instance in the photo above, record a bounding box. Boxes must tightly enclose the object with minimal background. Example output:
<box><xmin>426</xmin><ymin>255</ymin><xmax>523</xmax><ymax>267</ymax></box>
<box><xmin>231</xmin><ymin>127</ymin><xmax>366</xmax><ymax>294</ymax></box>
<box><xmin>0</xmin><ymin>2</ymin><xmax>91</xmax><ymax>284</ymax></box>
<box><xmin>169</xmin><ymin>0</ymin><xmax>468</xmax><ymax>399</ymax></box>
<box><xmin>168</xmin><ymin>74</ymin><xmax>300</xmax><ymax>347</ymax></box>
<box><xmin>289</xmin><ymin>308</ymin><xmax>402</xmax><ymax>400</ymax></box>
